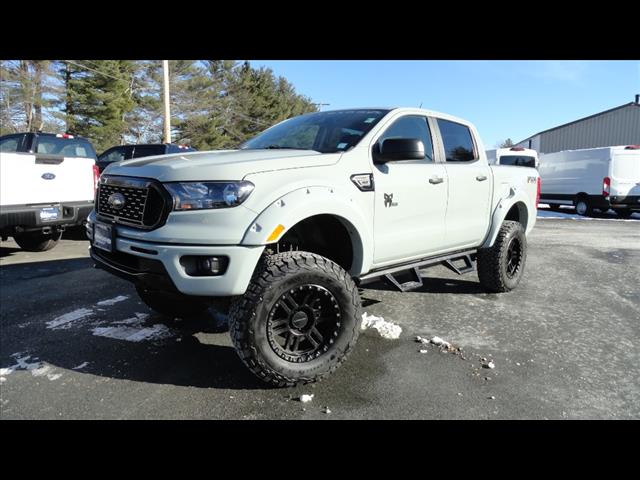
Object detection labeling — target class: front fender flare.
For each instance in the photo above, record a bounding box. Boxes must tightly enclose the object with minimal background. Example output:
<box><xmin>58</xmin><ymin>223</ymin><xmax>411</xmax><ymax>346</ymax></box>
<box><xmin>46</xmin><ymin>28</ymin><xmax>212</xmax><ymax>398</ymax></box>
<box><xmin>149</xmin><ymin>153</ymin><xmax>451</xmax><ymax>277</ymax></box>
<box><xmin>240</xmin><ymin>186</ymin><xmax>372</xmax><ymax>275</ymax></box>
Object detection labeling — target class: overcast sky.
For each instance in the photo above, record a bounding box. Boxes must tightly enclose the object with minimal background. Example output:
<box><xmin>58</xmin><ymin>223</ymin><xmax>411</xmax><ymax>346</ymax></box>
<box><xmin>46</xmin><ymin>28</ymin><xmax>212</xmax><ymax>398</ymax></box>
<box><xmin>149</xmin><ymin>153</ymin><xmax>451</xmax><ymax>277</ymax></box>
<box><xmin>250</xmin><ymin>60</ymin><xmax>640</xmax><ymax>148</ymax></box>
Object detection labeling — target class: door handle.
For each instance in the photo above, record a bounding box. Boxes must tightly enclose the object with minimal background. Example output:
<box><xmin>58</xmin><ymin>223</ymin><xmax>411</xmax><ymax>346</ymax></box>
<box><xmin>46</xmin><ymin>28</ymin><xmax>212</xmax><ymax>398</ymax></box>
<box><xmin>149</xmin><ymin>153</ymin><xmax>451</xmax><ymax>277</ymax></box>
<box><xmin>429</xmin><ymin>177</ymin><xmax>444</xmax><ymax>184</ymax></box>
<box><xmin>476</xmin><ymin>175</ymin><xmax>488</xmax><ymax>182</ymax></box>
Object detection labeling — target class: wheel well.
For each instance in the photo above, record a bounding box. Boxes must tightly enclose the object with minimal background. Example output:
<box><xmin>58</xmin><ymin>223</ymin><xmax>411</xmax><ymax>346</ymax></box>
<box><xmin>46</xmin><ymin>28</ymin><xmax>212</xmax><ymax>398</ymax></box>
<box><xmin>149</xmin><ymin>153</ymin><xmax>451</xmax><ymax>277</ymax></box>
<box><xmin>276</xmin><ymin>214</ymin><xmax>356</xmax><ymax>272</ymax></box>
<box><xmin>504</xmin><ymin>202</ymin><xmax>529</xmax><ymax>230</ymax></box>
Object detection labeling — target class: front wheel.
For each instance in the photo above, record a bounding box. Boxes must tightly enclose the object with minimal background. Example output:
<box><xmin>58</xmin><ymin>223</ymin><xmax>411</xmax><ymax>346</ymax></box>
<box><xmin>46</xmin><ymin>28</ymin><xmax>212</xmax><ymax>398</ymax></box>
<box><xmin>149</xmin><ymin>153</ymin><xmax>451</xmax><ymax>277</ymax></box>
<box><xmin>229</xmin><ymin>251</ymin><xmax>362</xmax><ymax>387</ymax></box>
<box><xmin>477</xmin><ymin>220</ymin><xmax>527</xmax><ymax>293</ymax></box>
<box><xmin>13</xmin><ymin>230</ymin><xmax>62</xmax><ymax>252</ymax></box>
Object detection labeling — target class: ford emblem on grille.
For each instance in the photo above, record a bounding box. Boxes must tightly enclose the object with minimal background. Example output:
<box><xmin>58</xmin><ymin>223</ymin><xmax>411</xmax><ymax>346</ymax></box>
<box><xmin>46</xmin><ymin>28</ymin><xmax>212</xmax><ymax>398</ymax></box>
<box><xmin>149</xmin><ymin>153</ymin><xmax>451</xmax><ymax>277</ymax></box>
<box><xmin>41</xmin><ymin>173</ymin><xmax>55</xmax><ymax>180</ymax></box>
<box><xmin>107</xmin><ymin>192</ymin><xmax>126</xmax><ymax>210</ymax></box>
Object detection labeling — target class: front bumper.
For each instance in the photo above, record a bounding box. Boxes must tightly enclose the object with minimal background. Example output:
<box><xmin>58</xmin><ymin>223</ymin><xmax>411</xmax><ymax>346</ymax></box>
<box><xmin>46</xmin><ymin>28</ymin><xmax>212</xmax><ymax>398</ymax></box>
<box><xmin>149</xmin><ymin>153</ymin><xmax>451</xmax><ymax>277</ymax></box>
<box><xmin>0</xmin><ymin>200</ymin><xmax>94</xmax><ymax>233</ymax></box>
<box><xmin>90</xmin><ymin>233</ymin><xmax>265</xmax><ymax>296</ymax></box>
<box><xmin>608</xmin><ymin>195</ymin><xmax>640</xmax><ymax>210</ymax></box>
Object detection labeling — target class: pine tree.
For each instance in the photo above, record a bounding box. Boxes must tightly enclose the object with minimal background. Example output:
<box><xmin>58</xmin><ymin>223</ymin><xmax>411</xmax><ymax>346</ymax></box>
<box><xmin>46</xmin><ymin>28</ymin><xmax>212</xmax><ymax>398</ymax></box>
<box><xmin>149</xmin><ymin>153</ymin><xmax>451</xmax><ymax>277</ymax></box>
<box><xmin>63</xmin><ymin>60</ymin><xmax>137</xmax><ymax>152</ymax></box>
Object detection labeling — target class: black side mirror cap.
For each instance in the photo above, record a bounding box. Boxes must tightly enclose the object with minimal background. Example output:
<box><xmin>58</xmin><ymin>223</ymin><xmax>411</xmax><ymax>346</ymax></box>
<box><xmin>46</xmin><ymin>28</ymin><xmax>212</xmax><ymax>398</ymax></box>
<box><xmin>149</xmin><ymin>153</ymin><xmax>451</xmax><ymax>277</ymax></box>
<box><xmin>374</xmin><ymin>138</ymin><xmax>425</xmax><ymax>163</ymax></box>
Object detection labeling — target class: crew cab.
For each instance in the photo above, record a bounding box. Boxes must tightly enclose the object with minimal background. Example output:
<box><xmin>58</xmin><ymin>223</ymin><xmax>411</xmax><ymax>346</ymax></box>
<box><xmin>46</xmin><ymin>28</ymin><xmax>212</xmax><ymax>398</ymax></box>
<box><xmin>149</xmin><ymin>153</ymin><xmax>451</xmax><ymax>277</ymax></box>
<box><xmin>96</xmin><ymin>143</ymin><xmax>197</xmax><ymax>173</ymax></box>
<box><xmin>0</xmin><ymin>132</ymin><xmax>98</xmax><ymax>251</ymax></box>
<box><xmin>87</xmin><ymin>108</ymin><xmax>540</xmax><ymax>386</ymax></box>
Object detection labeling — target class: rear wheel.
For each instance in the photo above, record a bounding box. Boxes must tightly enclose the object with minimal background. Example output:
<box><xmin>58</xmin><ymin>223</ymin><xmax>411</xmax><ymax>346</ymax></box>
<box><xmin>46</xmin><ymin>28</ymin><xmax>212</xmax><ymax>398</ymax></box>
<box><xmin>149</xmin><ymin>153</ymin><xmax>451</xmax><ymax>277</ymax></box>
<box><xmin>574</xmin><ymin>197</ymin><xmax>592</xmax><ymax>216</ymax></box>
<box><xmin>477</xmin><ymin>220</ymin><xmax>527</xmax><ymax>293</ymax></box>
<box><xmin>13</xmin><ymin>230</ymin><xmax>62</xmax><ymax>252</ymax></box>
<box><xmin>229</xmin><ymin>251</ymin><xmax>361</xmax><ymax>387</ymax></box>
<box><xmin>135</xmin><ymin>284</ymin><xmax>210</xmax><ymax>318</ymax></box>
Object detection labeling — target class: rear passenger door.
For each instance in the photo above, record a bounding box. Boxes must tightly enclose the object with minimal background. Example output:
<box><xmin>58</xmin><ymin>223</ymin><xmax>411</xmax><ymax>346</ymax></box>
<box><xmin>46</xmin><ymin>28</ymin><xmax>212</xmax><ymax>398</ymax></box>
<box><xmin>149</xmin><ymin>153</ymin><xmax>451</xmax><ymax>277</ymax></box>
<box><xmin>436</xmin><ymin>118</ymin><xmax>492</xmax><ymax>249</ymax></box>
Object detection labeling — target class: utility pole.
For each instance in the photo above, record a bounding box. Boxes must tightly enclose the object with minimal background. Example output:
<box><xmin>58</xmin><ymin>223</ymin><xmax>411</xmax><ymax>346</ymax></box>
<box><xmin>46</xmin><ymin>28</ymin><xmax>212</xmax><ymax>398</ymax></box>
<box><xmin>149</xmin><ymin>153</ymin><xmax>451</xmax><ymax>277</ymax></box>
<box><xmin>314</xmin><ymin>103</ymin><xmax>330</xmax><ymax>111</ymax></box>
<box><xmin>162</xmin><ymin>60</ymin><xmax>171</xmax><ymax>143</ymax></box>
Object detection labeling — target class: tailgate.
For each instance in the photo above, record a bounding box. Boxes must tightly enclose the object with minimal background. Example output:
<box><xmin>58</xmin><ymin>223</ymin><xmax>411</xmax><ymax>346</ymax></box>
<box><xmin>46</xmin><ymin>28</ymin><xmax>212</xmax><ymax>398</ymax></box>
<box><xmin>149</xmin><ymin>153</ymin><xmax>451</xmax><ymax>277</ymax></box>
<box><xmin>0</xmin><ymin>152</ymin><xmax>95</xmax><ymax>206</ymax></box>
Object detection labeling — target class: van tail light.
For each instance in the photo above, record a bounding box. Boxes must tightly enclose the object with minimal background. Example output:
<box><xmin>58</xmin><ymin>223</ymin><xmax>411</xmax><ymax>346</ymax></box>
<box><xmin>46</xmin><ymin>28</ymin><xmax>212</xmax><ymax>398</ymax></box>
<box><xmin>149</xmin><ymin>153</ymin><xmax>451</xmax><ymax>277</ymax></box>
<box><xmin>603</xmin><ymin>176</ymin><xmax>610</xmax><ymax>197</ymax></box>
<box><xmin>536</xmin><ymin>177</ymin><xmax>541</xmax><ymax>209</ymax></box>
<box><xmin>624</xmin><ymin>145</ymin><xmax>640</xmax><ymax>150</ymax></box>
<box><xmin>510</xmin><ymin>147</ymin><xmax>525</xmax><ymax>151</ymax></box>
<box><xmin>93</xmin><ymin>164</ymin><xmax>100</xmax><ymax>196</ymax></box>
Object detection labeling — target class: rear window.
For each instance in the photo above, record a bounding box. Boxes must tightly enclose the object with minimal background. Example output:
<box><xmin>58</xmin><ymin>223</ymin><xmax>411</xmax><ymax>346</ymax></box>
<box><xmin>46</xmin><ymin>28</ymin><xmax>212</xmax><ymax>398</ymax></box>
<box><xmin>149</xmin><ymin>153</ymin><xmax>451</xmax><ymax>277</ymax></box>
<box><xmin>35</xmin><ymin>136</ymin><xmax>97</xmax><ymax>159</ymax></box>
<box><xmin>499</xmin><ymin>155</ymin><xmax>536</xmax><ymax>168</ymax></box>
<box><xmin>0</xmin><ymin>134</ymin><xmax>25</xmax><ymax>152</ymax></box>
<box><xmin>437</xmin><ymin>119</ymin><xmax>477</xmax><ymax>162</ymax></box>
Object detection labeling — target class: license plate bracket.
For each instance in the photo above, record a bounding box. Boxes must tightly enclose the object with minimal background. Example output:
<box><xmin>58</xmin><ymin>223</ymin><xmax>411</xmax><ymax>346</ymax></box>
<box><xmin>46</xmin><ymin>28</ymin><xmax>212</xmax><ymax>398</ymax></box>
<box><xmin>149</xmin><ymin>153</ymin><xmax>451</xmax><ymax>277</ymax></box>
<box><xmin>93</xmin><ymin>222</ymin><xmax>114</xmax><ymax>253</ymax></box>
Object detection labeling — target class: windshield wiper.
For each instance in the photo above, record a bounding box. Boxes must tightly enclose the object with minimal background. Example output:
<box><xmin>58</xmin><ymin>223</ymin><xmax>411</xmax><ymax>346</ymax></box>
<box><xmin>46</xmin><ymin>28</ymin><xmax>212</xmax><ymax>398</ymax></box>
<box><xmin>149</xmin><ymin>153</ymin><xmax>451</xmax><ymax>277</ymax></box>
<box><xmin>263</xmin><ymin>145</ymin><xmax>307</xmax><ymax>150</ymax></box>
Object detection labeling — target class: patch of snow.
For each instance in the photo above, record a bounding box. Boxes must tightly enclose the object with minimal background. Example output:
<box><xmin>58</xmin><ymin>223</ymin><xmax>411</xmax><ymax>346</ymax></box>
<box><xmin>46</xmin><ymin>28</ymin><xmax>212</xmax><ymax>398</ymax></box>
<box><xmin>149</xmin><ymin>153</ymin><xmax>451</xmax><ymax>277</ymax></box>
<box><xmin>91</xmin><ymin>323</ymin><xmax>172</xmax><ymax>342</ymax></box>
<box><xmin>430</xmin><ymin>336</ymin><xmax>451</xmax><ymax>348</ymax></box>
<box><xmin>299</xmin><ymin>394</ymin><xmax>314</xmax><ymax>403</ymax></box>
<box><xmin>361</xmin><ymin>313</ymin><xmax>402</xmax><ymax>340</ymax></box>
<box><xmin>323</xmin><ymin>407</ymin><xmax>332</xmax><ymax>414</ymax></box>
<box><xmin>415</xmin><ymin>336</ymin><xmax>429</xmax><ymax>344</ymax></box>
<box><xmin>419</xmin><ymin>349</ymin><xmax>429</xmax><ymax>354</ymax></box>
<box><xmin>112</xmin><ymin>313</ymin><xmax>149</xmax><ymax>326</ymax></box>
<box><xmin>96</xmin><ymin>295</ymin><xmax>129</xmax><ymax>306</ymax></box>
<box><xmin>1</xmin><ymin>353</ymin><xmax>62</xmax><ymax>381</ymax></box>
<box><xmin>483</xmin><ymin>360</ymin><xmax>496</xmax><ymax>369</ymax></box>
<box><xmin>72</xmin><ymin>362</ymin><xmax>89</xmax><ymax>370</ymax></box>
<box><xmin>46</xmin><ymin>308</ymin><xmax>94</xmax><ymax>330</ymax></box>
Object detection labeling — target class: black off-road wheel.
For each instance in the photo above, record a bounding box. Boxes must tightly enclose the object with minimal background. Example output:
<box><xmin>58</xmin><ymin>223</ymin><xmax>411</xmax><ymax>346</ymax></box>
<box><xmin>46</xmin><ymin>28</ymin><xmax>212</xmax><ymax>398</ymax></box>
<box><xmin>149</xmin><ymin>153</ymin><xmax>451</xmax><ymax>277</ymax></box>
<box><xmin>477</xmin><ymin>220</ymin><xmax>527</xmax><ymax>293</ymax></box>
<box><xmin>229</xmin><ymin>251</ymin><xmax>362</xmax><ymax>387</ymax></box>
<box><xmin>13</xmin><ymin>230</ymin><xmax>62</xmax><ymax>252</ymax></box>
<box><xmin>135</xmin><ymin>284</ymin><xmax>210</xmax><ymax>318</ymax></box>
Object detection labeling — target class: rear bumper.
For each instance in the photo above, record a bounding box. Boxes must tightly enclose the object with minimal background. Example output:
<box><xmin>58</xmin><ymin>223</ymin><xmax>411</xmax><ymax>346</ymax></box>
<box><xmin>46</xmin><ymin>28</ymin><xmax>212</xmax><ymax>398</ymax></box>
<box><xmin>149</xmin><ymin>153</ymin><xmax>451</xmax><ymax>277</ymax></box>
<box><xmin>0</xmin><ymin>201</ymin><xmax>94</xmax><ymax>233</ymax></box>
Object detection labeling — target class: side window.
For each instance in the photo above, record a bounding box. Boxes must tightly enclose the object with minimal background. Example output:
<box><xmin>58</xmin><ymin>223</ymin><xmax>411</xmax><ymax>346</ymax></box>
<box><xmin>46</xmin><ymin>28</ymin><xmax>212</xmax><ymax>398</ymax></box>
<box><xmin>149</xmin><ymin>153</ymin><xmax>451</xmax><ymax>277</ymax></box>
<box><xmin>437</xmin><ymin>119</ymin><xmax>477</xmax><ymax>162</ymax></box>
<box><xmin>99</xmin><ymin>148</ymin><xmax>127</xmax><ymax>163</ymax></box>
<box><xmin>0</xmin><ymin>135</ymin><xmax>24</xmax><ymax>153</ymax></box>
<box><xmin>377</xmin><ymin>116</ymin><xmax>434</xmax><ymax>161</ymax></box>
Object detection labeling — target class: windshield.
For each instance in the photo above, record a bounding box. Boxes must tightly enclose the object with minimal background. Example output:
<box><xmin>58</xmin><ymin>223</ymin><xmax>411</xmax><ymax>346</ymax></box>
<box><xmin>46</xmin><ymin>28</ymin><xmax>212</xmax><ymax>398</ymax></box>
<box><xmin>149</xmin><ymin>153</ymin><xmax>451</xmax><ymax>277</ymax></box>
<box><xmin>240</xmin><ymin>109</ymin><xmax>390</xmax><ymax>154</ymax></box>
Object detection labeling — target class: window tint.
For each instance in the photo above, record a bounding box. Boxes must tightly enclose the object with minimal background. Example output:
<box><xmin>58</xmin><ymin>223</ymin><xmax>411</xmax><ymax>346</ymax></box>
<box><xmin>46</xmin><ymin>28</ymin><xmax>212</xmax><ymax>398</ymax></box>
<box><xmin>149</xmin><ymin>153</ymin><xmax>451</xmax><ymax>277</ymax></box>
<box><xmin>35</xmin><ymin>137</ymin><xmax>97</xmax><ymax>159</ymax></box>
<box><xmin>437</xmin><ymin>119</ymin><xmax>477</xmax><ymax>162</ymax></box>
<box><xmin>99</xmin><ymin>147</ymin><xmax>127</xmax><ymax>163</ymax></box>
<box><xmin>499</xmin><ymin>155</ymin><xmax>536</xmax><ymax>168</ymax></box>
<box><xmin>131</xmin><ymin>145</ymin><xmax>165</xmax><ymax>158</ymax></box>
<box><xmin>0</xmin><ymin>135</ymin><xmax>23</xmax><ymax>153</ymax></box>
<box><xmin>377</xmin><ymin>116</ymin><xmax>434</xmax><ymax>161</ymax></box>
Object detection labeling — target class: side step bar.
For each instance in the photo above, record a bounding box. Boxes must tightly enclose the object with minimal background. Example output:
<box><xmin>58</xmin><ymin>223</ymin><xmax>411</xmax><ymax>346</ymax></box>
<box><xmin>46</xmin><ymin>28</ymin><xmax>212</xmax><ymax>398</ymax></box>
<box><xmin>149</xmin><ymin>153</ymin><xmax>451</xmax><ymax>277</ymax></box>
<box><xmin>357</xmin><ymin>249</ymin><xmax>477</xmax><ymax>292</ymax></box>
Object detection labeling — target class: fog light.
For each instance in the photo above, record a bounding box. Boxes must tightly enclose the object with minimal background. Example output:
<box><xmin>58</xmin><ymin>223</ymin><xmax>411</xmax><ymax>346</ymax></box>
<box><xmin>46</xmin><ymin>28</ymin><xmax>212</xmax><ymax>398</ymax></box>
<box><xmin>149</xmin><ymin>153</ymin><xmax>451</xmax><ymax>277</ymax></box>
<box><xmin>180</xmin><ymin>255</ymin><xmax>229</xmax><ymax>277</ymax></box>
<box><xmin>198</xmin><ymin>257</ymin><xmax>221</xmax><ymax>274</ymax></box>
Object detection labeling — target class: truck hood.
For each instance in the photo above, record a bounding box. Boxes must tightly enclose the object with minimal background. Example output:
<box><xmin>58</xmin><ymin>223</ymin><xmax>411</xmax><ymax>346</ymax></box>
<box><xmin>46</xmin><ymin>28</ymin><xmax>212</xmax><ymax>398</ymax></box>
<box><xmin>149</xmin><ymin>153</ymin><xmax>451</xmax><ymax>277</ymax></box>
<box><xmin>103</xmin><ymin>149</ymin><xmax>341</xmax><ymax>182</ymax></box>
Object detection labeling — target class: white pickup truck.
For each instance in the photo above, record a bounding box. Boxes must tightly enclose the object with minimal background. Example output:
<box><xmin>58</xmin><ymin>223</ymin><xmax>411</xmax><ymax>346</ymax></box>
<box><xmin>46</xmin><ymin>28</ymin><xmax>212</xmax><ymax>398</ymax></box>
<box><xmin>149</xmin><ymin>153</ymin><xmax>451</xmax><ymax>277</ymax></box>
<box><xmin>87</xmin><ymin>108</ymin><xmax>540</xmax><ymax>386</ymax></box>
<box><xmin>0</xmin><ymin>132</ymin><xmax>98</xmax><ymax>251</ymax></box>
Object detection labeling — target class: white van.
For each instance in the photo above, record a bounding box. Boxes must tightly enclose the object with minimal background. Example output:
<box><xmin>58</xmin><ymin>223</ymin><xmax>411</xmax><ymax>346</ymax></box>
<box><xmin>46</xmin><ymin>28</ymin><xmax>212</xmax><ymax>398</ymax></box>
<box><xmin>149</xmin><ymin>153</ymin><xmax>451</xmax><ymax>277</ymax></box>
<box><xmin>486</xmin><ymin>147</ymin><xmax>539</xmax><ymax>168</ymax></box>
<box><xmin>538</xmin><ymin>145</ymin><xmax>640</xmax><ymax>217</ymax></box>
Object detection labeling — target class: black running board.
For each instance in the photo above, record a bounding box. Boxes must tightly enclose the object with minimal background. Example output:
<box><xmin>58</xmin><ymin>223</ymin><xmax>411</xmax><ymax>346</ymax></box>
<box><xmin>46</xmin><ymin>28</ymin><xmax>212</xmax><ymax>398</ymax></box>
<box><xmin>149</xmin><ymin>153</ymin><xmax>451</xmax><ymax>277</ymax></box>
<box><xmin>357</xmin><ymin>249</ymin><xmax>477</xmax><ymax>292</ymax></box>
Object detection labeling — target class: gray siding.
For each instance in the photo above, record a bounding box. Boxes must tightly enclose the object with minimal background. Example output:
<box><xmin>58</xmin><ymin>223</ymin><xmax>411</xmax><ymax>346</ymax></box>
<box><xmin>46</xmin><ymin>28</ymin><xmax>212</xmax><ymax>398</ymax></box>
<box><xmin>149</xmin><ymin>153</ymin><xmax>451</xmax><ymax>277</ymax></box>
<box><xmin>538</xmin><ymin>105</ymin><xmax>640</xmax><ymax>154</ymax></box>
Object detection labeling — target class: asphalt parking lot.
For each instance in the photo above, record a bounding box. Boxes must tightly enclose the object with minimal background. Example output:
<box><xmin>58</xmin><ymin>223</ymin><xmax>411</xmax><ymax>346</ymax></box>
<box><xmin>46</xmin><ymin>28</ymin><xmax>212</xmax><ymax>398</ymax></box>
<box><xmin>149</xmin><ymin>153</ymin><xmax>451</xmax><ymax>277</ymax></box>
<box><xmin>1</xmin><ymin>210</ymin><xmax>639</xmax><ymax>420</ymax></box>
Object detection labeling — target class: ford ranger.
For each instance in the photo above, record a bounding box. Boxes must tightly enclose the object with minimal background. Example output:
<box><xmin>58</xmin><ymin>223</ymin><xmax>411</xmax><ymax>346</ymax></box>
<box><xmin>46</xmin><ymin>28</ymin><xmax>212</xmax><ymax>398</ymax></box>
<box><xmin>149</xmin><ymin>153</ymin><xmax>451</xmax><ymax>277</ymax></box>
<box><xmin>87</xmin><ymin>108</ymin><xmax>540</xmax><ymax>386</ymax></box>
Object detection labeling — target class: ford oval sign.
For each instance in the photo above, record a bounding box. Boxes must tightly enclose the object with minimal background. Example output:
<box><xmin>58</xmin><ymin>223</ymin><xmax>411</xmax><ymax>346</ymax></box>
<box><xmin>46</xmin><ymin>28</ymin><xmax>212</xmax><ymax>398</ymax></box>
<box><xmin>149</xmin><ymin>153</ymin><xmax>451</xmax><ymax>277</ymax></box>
<box><xmin>41</xmin><ymin>173</ymin><xmax>56</xmax><ymax>180</ymax></box>
<box><xmin>107</xmin><ymin>192</ymin><xmax>126</xmax><ymax>210</ymax></box>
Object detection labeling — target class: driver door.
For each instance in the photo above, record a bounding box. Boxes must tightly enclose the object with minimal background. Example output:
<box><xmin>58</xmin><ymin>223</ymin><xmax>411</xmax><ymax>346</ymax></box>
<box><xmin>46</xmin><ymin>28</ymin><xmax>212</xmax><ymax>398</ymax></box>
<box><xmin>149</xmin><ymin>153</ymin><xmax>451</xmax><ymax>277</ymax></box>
<box><xmin>372</xmin><ymin>115</ymin><xmax>448</xmax><ymax>266</ymax></box>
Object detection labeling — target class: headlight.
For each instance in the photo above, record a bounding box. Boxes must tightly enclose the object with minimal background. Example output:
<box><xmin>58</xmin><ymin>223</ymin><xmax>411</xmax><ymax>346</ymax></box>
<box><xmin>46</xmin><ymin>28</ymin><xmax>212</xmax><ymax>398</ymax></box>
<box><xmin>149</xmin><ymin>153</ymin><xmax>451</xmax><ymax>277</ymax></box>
<box><xmin>164</xmin><ymin>181</ymin><xmax>254</xmax><ymax>210</ymax></box>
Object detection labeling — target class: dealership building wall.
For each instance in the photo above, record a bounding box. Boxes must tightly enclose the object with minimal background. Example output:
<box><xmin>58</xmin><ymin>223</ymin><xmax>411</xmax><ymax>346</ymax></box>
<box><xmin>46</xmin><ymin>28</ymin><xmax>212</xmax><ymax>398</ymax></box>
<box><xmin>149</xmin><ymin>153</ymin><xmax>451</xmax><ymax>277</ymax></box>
<box><xmin>517</xmin><ymin>98</ymin><xmax>640</xmax><ymax>154</ymax></box>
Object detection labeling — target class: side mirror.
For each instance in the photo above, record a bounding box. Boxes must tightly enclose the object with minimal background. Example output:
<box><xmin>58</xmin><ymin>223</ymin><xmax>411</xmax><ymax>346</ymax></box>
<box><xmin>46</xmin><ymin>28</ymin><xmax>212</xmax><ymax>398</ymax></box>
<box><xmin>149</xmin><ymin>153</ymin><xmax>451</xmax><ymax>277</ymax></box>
<box><xmin>374</xmin><ymin>138</ymin><xmax>425</xmax><ymax>163</ymax></box>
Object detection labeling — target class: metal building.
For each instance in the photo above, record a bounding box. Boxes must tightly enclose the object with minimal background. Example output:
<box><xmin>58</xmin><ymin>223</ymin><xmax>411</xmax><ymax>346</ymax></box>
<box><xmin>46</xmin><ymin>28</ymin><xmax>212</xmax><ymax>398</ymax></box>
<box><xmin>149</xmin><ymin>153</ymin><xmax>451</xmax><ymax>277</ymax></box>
<box><xmin>517</xmin><ymin>95</ymin><xmax>640</xmax><ymax>154</ymax></box>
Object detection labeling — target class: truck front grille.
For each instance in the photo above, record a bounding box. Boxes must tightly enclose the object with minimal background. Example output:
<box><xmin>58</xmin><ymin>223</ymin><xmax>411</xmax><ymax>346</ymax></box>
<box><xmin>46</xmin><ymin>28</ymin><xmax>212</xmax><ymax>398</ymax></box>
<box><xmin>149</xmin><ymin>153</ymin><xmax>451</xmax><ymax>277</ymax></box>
<box><xmin>96</xmin><ymin>176</ymin><xmax>169</xmax><ymax>229</ymax></box>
